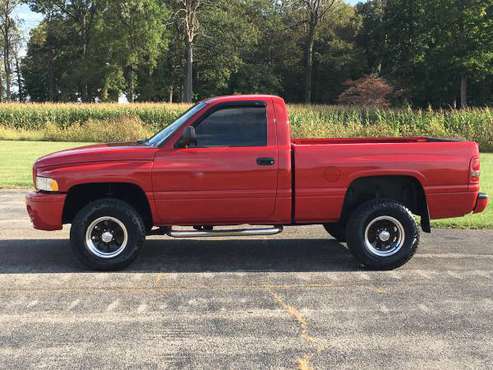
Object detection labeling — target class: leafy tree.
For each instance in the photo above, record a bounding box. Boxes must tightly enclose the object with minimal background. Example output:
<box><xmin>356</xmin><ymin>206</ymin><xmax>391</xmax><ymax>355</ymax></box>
<box><xmin>229</xmin><ymin>0</ymin><xmax>293</xmax><ymax>96</ymax></box>
<box><xmin>0</xmin><ymin>0</ymin><xmax>21</xmax><ymax>100</ymax></box>
<box><xmin>312</xmin><ymin>1</ymin><xmax>365</xmax><ymax>102</ymax></box>
<box><xmin>444</xmin><ymin>0</ymin><xmax>493</xmax><ymax>107</ymax></box>
<box><xmin>175</xmin><ymin>0</ymin><xmax>201</xmax><ymax>102</ymax></box>
<box><xmin>101</xmin><ymin>0</ymin><xmax>169</xmax><ymax>101</ymax></box>
<box><xmin>22</xmin><ymin>21</ymin><xmax>63</xmax><ymax>101</ymax></box>
<box><xmin>147</xmin><ymin>20</ymin><xmax>186</xmax><ymax>102</ymax></box>
<box><xmin>26</xmin><ymin>0</ymin><xmax>103</xmax><ymax>101</ymax></box>
<box><xmin>297</xmin><ymin>0</ymin><xmax>339</xmax><ymax>103</ymax></box>
<box><xmin>194</xmin><ymin>0</ymin><xmax>261</xmax><ymax>97</ymax></box>
<box><xmin>355</xmin><ymin>0</ymin><xmax>385</xmax><ymax>74</ymax></box>
<box><xmin>358</xmin><ymin>0</ymin><xmax>493</xmax><ymax>107</ymax></box>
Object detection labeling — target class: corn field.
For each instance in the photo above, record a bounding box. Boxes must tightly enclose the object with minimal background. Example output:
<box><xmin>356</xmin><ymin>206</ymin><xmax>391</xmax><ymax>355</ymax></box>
<box><xmin>0</xmin><ymin>103</ymin><xmax>492</xmax><ymax>151</ymax></box>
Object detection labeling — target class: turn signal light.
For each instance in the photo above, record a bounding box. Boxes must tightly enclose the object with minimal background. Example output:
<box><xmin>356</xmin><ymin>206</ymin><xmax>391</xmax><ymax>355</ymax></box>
<box><xmin>35</xmin><ymin>176</ymin><xmax>59</xmax><ymax>192</ymax></box>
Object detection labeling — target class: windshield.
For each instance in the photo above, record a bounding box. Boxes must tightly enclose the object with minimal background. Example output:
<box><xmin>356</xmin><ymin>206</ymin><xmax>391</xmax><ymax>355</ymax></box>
<box><xmin>147</xmin><ymin>102</ymin><xmax>206</xmax><ymax>146</ymax></box>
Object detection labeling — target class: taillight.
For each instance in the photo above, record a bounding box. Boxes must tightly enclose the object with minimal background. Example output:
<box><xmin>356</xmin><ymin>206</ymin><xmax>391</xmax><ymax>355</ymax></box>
<box><xmin>469</xmin><ymin>156</ymin><xmax>481</xmax><ymax>184</ymax></box>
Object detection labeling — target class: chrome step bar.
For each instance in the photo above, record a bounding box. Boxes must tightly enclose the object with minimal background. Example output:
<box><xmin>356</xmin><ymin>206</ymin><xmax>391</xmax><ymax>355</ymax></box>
<box><xmin>167</xmin><ymin>226</ymin><xmax>283</xmax><ymax>239</ymax></box>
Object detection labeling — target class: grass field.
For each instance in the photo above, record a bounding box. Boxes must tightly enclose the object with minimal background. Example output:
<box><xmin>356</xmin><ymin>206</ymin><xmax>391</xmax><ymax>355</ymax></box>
<box><xmin>0</xmin><ymin>140</ymin><xmax>491</xmax><ymax>229</ymax></box>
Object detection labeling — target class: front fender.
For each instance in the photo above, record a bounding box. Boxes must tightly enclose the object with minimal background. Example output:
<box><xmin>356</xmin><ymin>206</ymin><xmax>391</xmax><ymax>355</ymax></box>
<box><xmin>36</xmin><ymin>160</ymin><xmax>154</xmax><ymax>193</ymax></box>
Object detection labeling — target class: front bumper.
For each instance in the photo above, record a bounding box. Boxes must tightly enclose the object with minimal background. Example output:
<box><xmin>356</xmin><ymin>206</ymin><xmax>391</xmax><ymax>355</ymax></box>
<box><xmin>26</xmin><ymin>192</ymin><xmax>66</xmax><ymax>231</ymax></box>
<box><xmin>473</xmin><ymin>192</ymin><xmax>489</xmax><ymax>214</ymax></box>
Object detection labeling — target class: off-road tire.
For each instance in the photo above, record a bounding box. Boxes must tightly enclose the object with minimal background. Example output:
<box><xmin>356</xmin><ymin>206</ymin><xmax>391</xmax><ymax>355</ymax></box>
<box><xmin>346</xmin><ymin>199</ymin><xmax>419</xmax><ymax>270</ymax></box>
<box><xmin>70</xmin><ymin>198</ymin><xmax>145</xmax><ymax>271</ymax></box>
<box><xmin>323</xmin><ymin>223</ymin><xmax>346</xmax><ymax>242</ymax></box>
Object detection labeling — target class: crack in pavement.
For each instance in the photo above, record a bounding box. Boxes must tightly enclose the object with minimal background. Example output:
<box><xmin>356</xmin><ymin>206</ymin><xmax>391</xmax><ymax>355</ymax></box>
<box><xmin>269</xmin><ymin>288</ymin><xmax>325</xmax><ymax>370</ymax></box>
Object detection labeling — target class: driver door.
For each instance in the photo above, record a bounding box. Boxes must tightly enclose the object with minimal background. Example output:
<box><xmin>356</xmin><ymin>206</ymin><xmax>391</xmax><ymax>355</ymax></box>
<box><xmin>152</xmin><ymin>101</ymin><xmax>279</xmax><ymax>225</ymax></box>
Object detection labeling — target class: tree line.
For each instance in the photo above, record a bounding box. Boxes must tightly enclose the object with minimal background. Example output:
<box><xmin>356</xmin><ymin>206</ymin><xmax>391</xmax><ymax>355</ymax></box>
<box><xmin>0</xmin><ymin>0</ymin><xmax>491</xmax><ymax>106</ymax></box>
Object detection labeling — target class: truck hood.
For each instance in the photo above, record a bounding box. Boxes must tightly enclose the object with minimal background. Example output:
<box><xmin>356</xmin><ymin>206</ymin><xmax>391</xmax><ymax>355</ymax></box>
<box><xmin>35</xmin><ymin>142</ymin><xmax>157</xmax><ymax>169</ymax></box>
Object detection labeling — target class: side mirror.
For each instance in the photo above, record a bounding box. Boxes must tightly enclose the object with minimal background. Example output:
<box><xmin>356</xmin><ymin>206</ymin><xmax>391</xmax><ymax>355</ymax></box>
<box><xmin>176</xmin><ymin>126</ymin><xmax>198</xmax><ymax>148</ymax></box>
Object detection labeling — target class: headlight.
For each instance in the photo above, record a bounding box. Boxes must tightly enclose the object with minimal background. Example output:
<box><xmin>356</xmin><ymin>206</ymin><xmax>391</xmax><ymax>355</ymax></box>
<box><xmin>36</xmin><ymin>176</ymin><xmax>59</xmax><ymax>192</ymax></box>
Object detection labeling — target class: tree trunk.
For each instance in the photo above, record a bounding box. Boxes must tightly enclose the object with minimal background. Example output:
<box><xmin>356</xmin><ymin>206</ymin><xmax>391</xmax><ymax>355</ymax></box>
<box><xmin>184</xmin><ymin>41</ymin><xmax>193</xmax><ymax>103</ymax></box>
<box><xmin>128</xmin><ymin>67</ymin><xmax>135</xmax><ymax>102</ymax></box>
<box><xmin>80</xmin><ymin>13</ymin><xmax>90</xmax><ymax>102</ymax></box>
<box><xmin>48</xmin><ymin>49</ymin><xmax>55</xmax><ymax>101</ymax></box>
<box><xmin>3</xmin><ymin>40</ymin><xmax>11</xmax><ymax>101</ymax></box>
<box><xmin>15</xmin><ymin>52</ymin><xmax>22</xmax><ymax>101</ymax></box>
<box><xmin>0</xmin><ymin>67</ymin><xmax>3</xmax><ymax>102</ymax></box>
<box><xmin>81</xmin><ymin>41</ymin><xmax>89</xmax><ymax>101</ymax></box>
<box><xmin>304</xmin><ymin>26</ymin><xmax>315</xmax><ymax>104</ymax></box>
<box><xmin>169</xmin><ymin>85</ymin><xmax>174</xmax><ymax>103</ymax></box>
<box><xmin>460</xmin><ymin>75</ymin><xmax>467</xmax><ymax>108</ymax></box>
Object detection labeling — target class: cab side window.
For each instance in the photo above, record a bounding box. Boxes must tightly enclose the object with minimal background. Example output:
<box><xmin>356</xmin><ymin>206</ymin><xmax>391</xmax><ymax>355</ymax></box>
<box><xmin>194</xmin><ymin>106</ymin><xmax>267</xmax><ymax>147</ymax></box>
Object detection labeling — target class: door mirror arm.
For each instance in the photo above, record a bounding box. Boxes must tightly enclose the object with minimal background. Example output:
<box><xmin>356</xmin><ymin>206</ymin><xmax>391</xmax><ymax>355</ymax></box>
<box><xmin>175</xmin><ymin>126</ymin><xmax>198</xmax><ymax>148</ymax></box>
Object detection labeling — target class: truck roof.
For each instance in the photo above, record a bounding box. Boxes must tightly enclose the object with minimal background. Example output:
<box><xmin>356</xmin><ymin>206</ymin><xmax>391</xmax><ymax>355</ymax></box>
<box><xmin>203</xmin><ymin>94</ymin><xmax>284</xmax><ymax>104</ymax></box>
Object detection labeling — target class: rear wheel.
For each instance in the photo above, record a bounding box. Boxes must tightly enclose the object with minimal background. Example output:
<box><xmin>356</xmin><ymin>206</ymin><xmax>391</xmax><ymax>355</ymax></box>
<box><xmin>346</xmin><ymin>199</ymin><xmax>419</xmax><ymax>270</ymax></box>
<box><xmin>70</xmin><ymin>198</ymin><xmax>145</xmax><ymax>270</ymax></box>
<box><xmin>323</xmin><ymin>223</ymin><xmax>346</xmax><ymax>242</ymax></box>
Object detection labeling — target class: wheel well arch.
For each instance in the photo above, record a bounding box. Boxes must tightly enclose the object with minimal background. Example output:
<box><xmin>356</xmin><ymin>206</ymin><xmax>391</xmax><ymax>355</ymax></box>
<box><xmin>341</xmin><ymin>175</ymin><xmax>430</xmax><ymax>232</ymax></box>
<box><xmin>62</xmin><ymin>182</ymin><xmax>153</xmax><ymax>229</ymax></box>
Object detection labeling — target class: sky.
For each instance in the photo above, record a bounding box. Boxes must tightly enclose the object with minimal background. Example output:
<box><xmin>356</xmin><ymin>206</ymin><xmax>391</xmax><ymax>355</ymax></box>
<box><xmin>15</xmin><ymin>0</ymin><xmax>362</xmax><ymax>36</ymax></box>
<box><xmin>15</xmin><ymin>4</ymin><xmax>43</xmax><ymax>34</ymax></box>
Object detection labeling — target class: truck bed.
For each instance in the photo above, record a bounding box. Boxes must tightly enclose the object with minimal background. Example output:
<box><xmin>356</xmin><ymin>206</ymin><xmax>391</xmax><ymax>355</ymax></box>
<box><xmin>291</xmin><ymin>137</ymin><xmax>479</xmax><ymax>223</ymax></box>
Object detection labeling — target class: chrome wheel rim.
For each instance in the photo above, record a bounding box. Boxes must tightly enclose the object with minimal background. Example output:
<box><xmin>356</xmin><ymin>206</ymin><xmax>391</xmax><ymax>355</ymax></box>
<box><xmin>85</xmin><ymin>216</ymin><xmax>128</xmax><ymax>259</ymax></box>
<box><xmin>364</xmin><ymin>216</ymin><xmax>405</xmax><ymax>257</ymax></box>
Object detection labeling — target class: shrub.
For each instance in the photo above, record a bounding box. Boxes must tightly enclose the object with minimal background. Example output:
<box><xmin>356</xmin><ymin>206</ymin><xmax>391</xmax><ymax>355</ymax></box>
<box><xmin>337</xmin><ymin>74</ymin><xmax>394</xmax><ymax>108</ymax></box>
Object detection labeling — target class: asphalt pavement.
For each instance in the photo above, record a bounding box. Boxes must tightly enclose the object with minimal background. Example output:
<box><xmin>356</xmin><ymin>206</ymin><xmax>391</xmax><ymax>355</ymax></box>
<box><xmin>0</xmin><ymin>190</ymin><xmax>492</xmax><ymax>369</ymax></box>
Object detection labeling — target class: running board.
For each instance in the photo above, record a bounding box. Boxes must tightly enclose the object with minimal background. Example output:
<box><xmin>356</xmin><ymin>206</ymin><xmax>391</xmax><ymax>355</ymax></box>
<box><xmin>167</xmin><ymin>226</ymin><xmax>283</xmax><ymax>239</ymax></box>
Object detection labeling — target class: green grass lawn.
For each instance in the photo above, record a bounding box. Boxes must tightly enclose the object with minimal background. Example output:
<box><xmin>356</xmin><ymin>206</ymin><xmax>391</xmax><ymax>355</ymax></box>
<box><xmin>0</xmin><ymin>140</ymin><xmax>491</xmax><ymax>229</ymax></box>
<box><xmin>0</xmin><ymin>140</ymin><xmax>91</xmax><ymax>188</ymax></box>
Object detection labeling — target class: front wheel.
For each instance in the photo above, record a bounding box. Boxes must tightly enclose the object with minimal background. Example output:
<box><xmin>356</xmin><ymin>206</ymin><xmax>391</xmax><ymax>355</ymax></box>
<box><xmin>70</xmin><ymin>198</ymin><xmax>146</xmax><ymax>271</ymax></box>
<box><xmin>346</xmin><ymin>199</ymin><xmax>419</xmax><ymax>270</ymax></box>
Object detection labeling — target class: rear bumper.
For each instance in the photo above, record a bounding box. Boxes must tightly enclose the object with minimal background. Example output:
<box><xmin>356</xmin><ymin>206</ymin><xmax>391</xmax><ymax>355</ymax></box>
<box><xmin>26</xmin><ymin>192</ymin><xmax>66</xmax><ymax>231</ymax></box>
<box><xmin>473</xmin><ymin>192</ymin><xmax>489</xmax><ymax>214</ymax></box>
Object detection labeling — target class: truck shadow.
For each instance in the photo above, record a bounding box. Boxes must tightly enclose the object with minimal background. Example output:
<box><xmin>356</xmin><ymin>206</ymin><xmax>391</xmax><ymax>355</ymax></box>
<box><xmin>0</xmin><ymin>238</ymin><xmax>361</xmax><ymax>273</ymax></box>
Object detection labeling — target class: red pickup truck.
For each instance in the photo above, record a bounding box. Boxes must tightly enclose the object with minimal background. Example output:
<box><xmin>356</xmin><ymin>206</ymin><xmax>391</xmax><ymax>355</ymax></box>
<box><xmin>26</xmin><ymin>95</ymin><xmax>488</xmax><ymax>270</ymax></box>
